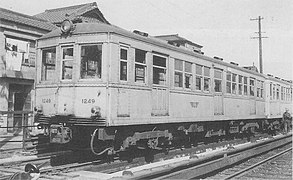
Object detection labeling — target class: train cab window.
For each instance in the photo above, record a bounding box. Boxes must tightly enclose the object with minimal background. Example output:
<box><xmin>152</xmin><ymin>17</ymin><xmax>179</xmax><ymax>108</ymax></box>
<box><xmin>196</xmin><ymin>64</ymin><xmax>202</xmax><ymax>90</ymax></box>
<box><xmin>120</xmin><ymin>47</ymin><xmax>128</xmax><ymax>81</ymax></box>
<box><xmin>226</xmin><ymin>72</ymin><xmax>231</xmax><ymax>94</ymax></box>
<box><xmin>249</xmin><ymin>78</ymin><xmax>255</xmax><ymax>96</ymax></box>
<box><xmin>214</xmin><ymin>69</ymin><xmax>222</xmax><ymax>92</ymax></box>
<box><xmin>41</xmin><ymin>47</ymin><xmax>56</xmax><ymax>81</ymax></box>
<box><xmin>174</xmin><ymin>60</ymin><xmax>183</xmax><ymax>87</ymax></box>
<box><xmin>153</xmin><ymin>55</ymin><xmax>167</xmax><ymax>85</ymax></box>
<box><xmin>185</xmin><ymin>62</ymin><xmax>192</xmax><ymax>89</ymax></box>
<box><xmin>135</xmin><ymin>49</ymin><xmax>147</xmax><ymax>83</ymax></box>
<box><xmin>61</xmin><ymin>47</ymin><xmax>74</xmax><ymax>80</ymax></box>
<box><xmin>232</xmin><ymin>74</ymin><xmax>237</xmax><ymax>94</ymax></box>
<box><xmin>244</xmin><ymin>77</ymin><xmax>248</xmax><ymax>95</ymax></box>
<box><xmin>238</xmin><ymin>75</ymin><xmax>243</xmax><ymax>95</ymax></box>
<box><xmin>203</xmin><ymin>67</ymin><xmax>210</xmax><ymax>92</ymax></box>
<box><xmin>80</xmin><ymin>45</ymin><xmax>102</xmax><ymax>79</ymax></box>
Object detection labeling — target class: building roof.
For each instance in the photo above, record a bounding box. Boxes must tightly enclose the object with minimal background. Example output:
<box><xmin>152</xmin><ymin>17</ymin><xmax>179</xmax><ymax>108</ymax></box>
<box><xmin>155</xmin><ymin>34</ymin><xmax>203</xmax><ymax>48</ymax></box>
<box><xmin>0</xmin><ymin>7</ymin><xmax>56</xmax><ymax>31</ymax></box>
<box><xmin>34</xmin><ymin>2</ymin><xmax>109</xmax><ymax>25</ymax></box>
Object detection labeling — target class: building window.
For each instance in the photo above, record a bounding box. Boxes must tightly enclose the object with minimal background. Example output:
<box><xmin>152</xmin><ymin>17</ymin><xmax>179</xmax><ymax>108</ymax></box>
<box><xmin>120</xmin><ymin>47</ymin><xmax>128</xmax><ymax>81</ymax></box>
<box><xmin>153</xmin><ymin>55</ymin><xmax>167</xmax><ymax>85</ymax></box>
<box><xmin>238</xmin><ymin>75</ymin><xmax>243</xmax><ymax>95</ymax></box>
<box><xmin>196</xmin><ymin>64</ymin><xmax>202</xmax><ymax>90</ymax></box>
<box><xmin>249</xmin><ymin>78</ymin><xmax>255</xmax><ymax>96</ymax></box>
<box><xmin>41</xmin><ymin>47</ymin><xmax>56</xmax><ymax>81</ymax></box>
<box><xmin>80</xmin><ymin>45</ymin><xmax>102</xmax><ymax>79</ymax></box>
<box><xmin>243</xmin><ymin>77</ymin><xmax>248</xmax><ymax>96</ymax></box>
<box><xmin>226</xmin><ymin>72</ymin><xmax>231</xmax><ymax>94</ymax></box>
<box><xmin>61</xmin><ymin>46</ymin><xmax>74</xmax><ymax>80</ymax></box>
<box><xmin>135</xmin><ymin>49</ymin><xmax>147</xmax><ymax>83</ymax></box>
<box><xmin>214</xmin><ymin>69</ymin><xmax>222</xmax><ymax>92</ymax></box>
<box><xmin>185</xmin><ymin>62</ymin><xmax>192</xmax><ymax>89</ymax></box>
<box><xmin>174</xmin><ymin>60</ymin><xmax>183</xmax><ymax>87</ymax></box>
<box><xmin>203</xmin><ymin>67</ymin><xmax>210</xmax><ymax>92</ymax></box>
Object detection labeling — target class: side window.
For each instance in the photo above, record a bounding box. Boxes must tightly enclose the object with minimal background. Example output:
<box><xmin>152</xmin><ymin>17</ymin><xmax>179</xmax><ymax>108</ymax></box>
<box><xmin>185</xmin><ymin>62</ymin><xmax>192</xmax><ymax>89</ymax></box>
<box><xmin>41</xmin><ymin>47</ymin><xmax>56</xmax><ymax>81</ymax></box>
<box><xmin>203</xmin><ymin>67</ymin><xmax>210</xmax><ymax>92</ymax></box>
<box><xmin>226</xmin><ymin>72</ymin><xmax>231</xmax><ymax>94</ymax></box>
<box><xmin>174</xmin><ymin>59</ymin><xmax>183</xmax><ymax>87</ymax></box>
<box><xmin>270</xmin><ymin>83</ymin><xmax>273</xmax><ymax>100</ymax></box>
<box><xmin>244</xmin><ymin>76</ymin><xmax>248</xmax><ymax>95</ymax></box>
<box><xmin>153</xmin><ymin>55</ymin><xmax>167</xmax><ymax>85</ymax></box>
<box><xmin>232</xmin><ymin>74</ymin><xmax>237</xmax><ymax>94</ymax></box>
<box><xmin>196</xmin><ymin>64</ymin><xmax>202</xmax><ymax>90</ymax></box>
<box><xmin>276</xmin><ymin>84</ymin><xmax>280</xmax><ymax>100</ymax></box>
<box><xmin>273</xmin><ymin>84</ymin><xmax>276</xmax><ymax>99</ymax></box>
<box><xmin>249</xmin><ymin>78</ymin><xmax>255</xmax><ymax>96</ymax></box>
<box><xmin>260</xmin><ymin>81</ymin><xmax>264</xmax><ymax>98</ymax></box>
<box><xmin>281</xmin><ymin>86</ymin><xmax>285</xmax><ymax>101</ymax></box>
<box><xmin>61</xmin><ymin>46</ymin><xmax>74</xmax><ymax>80</ymax></box>
<box><xmin>238</xmin><ymin>75</ymin><xmax>243</xmax><ymax>95</ymax></box>
<box><xmin>174</xmin><ymin>60</ymin><xmax>192</xmax><ymax>89</ymax></box>
<box><xmin>214</xmin><ymin>69</ymin><xmax>222</xmax><ymax>92</ymax></box>
<box><xmin>256</xmin><ymin>80</ymin><xmax>261</xmax><ymax>98</ymax></box>
<box><xmin>80</xmin><ymin>45</ymin><xmax>102</xmax><ymax>79</ymax></box>
<box><xmin>135</xmin><ymin>49</ymin><xmax>147</xmax><ymax>83</ymax></box>
<box><xmin>120</xmin><ymin>47</ymin><xmax>128</xmax><ymax>81</ymax></box>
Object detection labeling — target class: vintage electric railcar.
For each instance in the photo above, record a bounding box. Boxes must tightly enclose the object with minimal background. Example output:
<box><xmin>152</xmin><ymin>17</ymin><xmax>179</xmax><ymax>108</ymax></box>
<box><xmin>34</xmin><ymin>20</ymin><xmax>292</xmax><ymax>155</ymax></box>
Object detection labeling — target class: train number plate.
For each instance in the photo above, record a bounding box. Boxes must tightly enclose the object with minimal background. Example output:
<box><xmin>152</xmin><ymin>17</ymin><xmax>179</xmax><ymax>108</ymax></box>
<box><xmin>42</xmin><ymin>98</ymin><xmax>51</xmax><ymax>103</ymax></box>
<box><xmin>81</xmin><ymin>99</ymin><xmax>95</xmax><ymax>104</ymax></box>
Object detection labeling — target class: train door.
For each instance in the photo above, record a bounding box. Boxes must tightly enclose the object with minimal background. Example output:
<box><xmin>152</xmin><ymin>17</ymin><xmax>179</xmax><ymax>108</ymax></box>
<box><xmin>151</xmin><ymin>54</ymin><xmax>169</xmax><ymax>116</ymax></box>
<box><xmin>213</xmin><ymin>69</ymin><xmax>224</xmax><ymax>115</ymax></box>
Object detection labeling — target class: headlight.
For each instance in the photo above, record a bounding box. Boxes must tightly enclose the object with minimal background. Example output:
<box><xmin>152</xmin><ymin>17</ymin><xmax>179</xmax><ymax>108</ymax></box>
<box><xmin>60</xmin><ymin>19</ymin><xmax>73</xmax><ymax>34</ymax></box>
<box><xmin>91</xmin><ymin>106</ymin><xmax>101</xmax><ymax>118</ymax></box>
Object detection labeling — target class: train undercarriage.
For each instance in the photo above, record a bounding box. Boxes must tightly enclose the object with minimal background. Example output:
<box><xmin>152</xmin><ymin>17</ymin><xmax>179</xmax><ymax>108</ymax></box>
<box><xmin>36</xmin><ymin>116</ymin><xmax>289</xmax><ymax>162</ymax></box>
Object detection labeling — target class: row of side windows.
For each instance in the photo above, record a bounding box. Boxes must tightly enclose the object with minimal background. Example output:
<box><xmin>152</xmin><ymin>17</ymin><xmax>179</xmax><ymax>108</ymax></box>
<box><xmin>118</xmin><ymin>46</ymin><xmax>266</xmax><ymax>97</ymax></box>
<box><xmin>270</xmin><ymin>83</ymin><xmax>292</xmax><ymax>101</ymax></box>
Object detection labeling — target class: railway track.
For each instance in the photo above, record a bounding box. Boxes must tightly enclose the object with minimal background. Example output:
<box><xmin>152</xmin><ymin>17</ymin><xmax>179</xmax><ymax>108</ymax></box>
<box><xmin>110</xmin><ymin>133</ymin><xmax>292</xmax><ymax>180</ymax></box>
<box><xmin>1</xmin><ymin>133</ymin><xmax>291</xmax><ymax>180</ymax></box>
<box><xmin>205</xmin><ymin>142</ymin><xmax>292</xmax><ymax>179</ymax></box>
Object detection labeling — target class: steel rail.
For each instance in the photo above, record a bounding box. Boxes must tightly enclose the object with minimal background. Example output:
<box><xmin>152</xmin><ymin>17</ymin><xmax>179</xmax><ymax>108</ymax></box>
<box><xmin>126</xmin><ymin>134</ymin><xmax>292</xmax><ymax>180</ymax></box>
<box><xmin>224</xmin><ymin>147</ymin><xmax>292</xmax><ymax>179</ymax></box>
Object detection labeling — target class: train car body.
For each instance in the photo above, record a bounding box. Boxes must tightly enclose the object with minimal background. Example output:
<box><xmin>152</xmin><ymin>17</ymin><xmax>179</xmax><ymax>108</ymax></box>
<box><xmin>34</xmin><ymin>20</ymin><xmax>292</xmax><ymax>154</ymax></box>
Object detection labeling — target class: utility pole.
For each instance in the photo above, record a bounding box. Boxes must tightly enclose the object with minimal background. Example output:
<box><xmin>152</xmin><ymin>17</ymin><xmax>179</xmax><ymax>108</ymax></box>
<box><xmin>250</xmin><ymin>16</ymin><xmax>268</xmax><ymax>74</ymax></box>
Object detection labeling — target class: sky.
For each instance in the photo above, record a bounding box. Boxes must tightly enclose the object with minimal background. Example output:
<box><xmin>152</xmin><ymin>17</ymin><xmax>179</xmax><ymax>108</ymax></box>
<box><xmin>1</xmin><ymin>0</ymin><xmax>292</xmax><ymax>80</ymax></box>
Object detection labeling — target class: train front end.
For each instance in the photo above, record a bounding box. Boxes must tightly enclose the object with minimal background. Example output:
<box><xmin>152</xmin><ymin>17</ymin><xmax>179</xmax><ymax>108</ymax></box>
<box><xmin>34</xmin><ymin>20</ymin><xmax>109</xmax><ymax>145</ymax></box>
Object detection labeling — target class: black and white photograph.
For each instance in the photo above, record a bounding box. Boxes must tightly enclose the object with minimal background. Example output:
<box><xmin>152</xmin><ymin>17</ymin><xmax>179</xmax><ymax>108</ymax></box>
<box><xmin>0</xmin><ymin>0</ymin><xmax>292</xmax><ymax>179</ymax></box>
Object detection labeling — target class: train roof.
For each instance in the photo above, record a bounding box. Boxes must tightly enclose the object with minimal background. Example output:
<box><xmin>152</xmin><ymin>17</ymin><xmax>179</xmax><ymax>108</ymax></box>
<box><xmin>39</xmin><ymin>22</ymin><xmax>270</xmax><ymax>79</ymax></box>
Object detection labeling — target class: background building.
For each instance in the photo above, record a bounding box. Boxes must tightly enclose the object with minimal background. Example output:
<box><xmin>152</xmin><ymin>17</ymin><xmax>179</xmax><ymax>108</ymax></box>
<box><xmin>0</xmin><ymin>2</ymin><xmax>109</xmax><ymax>135</ymax></box>
<box><xmin>0</xmin><ymin>7</ymin><xmax>56</xmax><ymax>134</ymax></box>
